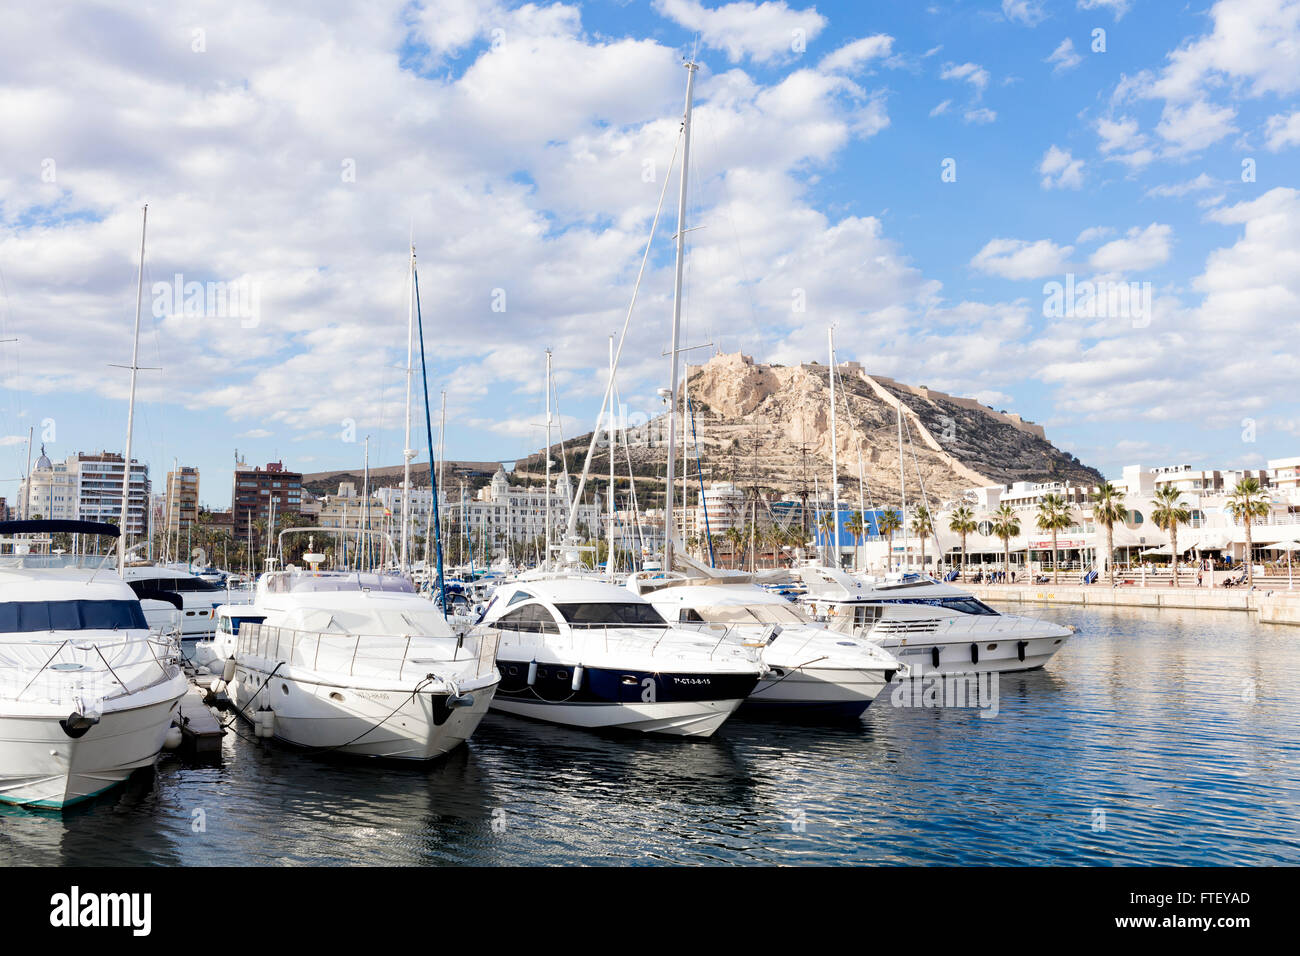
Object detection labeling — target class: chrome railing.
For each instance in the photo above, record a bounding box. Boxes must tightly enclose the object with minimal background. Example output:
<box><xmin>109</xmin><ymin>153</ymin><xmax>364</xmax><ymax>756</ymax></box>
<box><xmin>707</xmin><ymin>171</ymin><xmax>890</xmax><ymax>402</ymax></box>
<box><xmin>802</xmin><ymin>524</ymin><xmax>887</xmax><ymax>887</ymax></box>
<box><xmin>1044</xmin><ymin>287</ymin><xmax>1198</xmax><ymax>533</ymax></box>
<box><xmin>476</xmin><ymin>622</ymin><xmax>761</xmax><ymax>664</ymax></box>
<box><xmin>0</xmin><ymin>632</ymin><xmax>181</xmax><ymax>705</ymax></box>
<box><xmin>236</xmin><ymin>622</ymin><xmax>498</xmax><ymax>682</ymax></box>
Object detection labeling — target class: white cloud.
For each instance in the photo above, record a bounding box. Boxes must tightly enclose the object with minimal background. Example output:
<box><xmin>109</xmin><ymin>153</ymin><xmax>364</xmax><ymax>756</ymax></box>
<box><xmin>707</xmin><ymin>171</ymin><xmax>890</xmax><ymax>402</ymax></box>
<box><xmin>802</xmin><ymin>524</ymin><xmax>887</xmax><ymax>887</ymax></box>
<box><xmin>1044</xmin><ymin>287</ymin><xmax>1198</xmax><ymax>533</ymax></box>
<box><xmin>1155</xmin><ymin>98</ymin><xmax>1238</xmax><ymax>155</ymax></box>
<box><xmin>1078</xmin><ymin>0</ymin><xmax>1131</xmax><ymax>19</ymax></box>
<box><xmin>819</xmin><ymin>34</ymin><xmax>894</xmax><ymax>74</ymax></box>
<box><xmin>1039</xmin><ymin>145</ymin><xmax>1085</xmax><ymax>189</ymax></box>
<box><xmin>1264</xmin><ymin>110</ymin><xmax>1300</xmax><ymax>150</ymax></box>
<box><xmin>963</xmin><ymin>107</ymin><xmax>997</xmax><ymax>124</ymax></box>
<box><xmin>1144</xmin><ymin>173</ymin><xmax>1218</xmax><ymax>198</ymax></box>
<box><xmin>653</xmin><ymin>0</ymin><xmax>827</xmax><ymax>64</ymax></box>
<box><xmin>1002</xmin><ymin>0</ymin><xmax>1047</xmax><ymax>26</ymax></box>
<box><xmin>941</xmin><ymin>61</ymin><xmax>990</xmax><ymax>94</ymax></box>
<box><xmin>1088</xmin><ymin>223</ymin><xmax>1174</xmax><ymax>272</ymax></box>
<box><xmin>1075</xmin><ymin>226</ymin><xmax>1115</xmax><ymax>243</ymax></box>
<box><xmin>971</xmin><ymin>238</ymin><xmax>1073</xmax><ymax>279</ymax></box>
<box><xmin>1046</xmin><ymin>38</ymin><xmax>1082</xmax><ymax>73</ymax></box>
<box><xmin>1095</xmin><ymin>115</ymin><xmax>1156</xmax><ymax>168</ymax></box>
<box><xmin>929</xmin><ymin>98</ymin><xmax>952</xmax><ymax>116</ymax></box>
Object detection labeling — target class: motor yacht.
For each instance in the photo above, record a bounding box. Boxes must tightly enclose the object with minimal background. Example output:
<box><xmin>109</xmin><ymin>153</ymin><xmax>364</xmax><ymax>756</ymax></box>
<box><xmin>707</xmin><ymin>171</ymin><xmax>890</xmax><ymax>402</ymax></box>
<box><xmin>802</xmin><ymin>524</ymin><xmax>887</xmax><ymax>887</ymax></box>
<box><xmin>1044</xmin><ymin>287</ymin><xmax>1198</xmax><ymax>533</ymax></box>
<box><xmin>220</xmin><ymin>532</ymin><xmax>499</xmax><ymax>759</ymax></box>
<box><xmin>0</xmin><ymin>520</ymin><xmax>188</xmax><ymax>809</ymax></box>
<box><xmin>628</xmin><ymin>571</ymin><xmax>903</xmax><ymax>719</ymax></box>
<box><xmin>478</xmin><ymin>577</ymin><xmax>764</xmax><ymax>737</ymax></box>
<box><xmin>791</xmin><ymin>565</ymin><xmax>1073</xmax><ymax>675</ymax></box>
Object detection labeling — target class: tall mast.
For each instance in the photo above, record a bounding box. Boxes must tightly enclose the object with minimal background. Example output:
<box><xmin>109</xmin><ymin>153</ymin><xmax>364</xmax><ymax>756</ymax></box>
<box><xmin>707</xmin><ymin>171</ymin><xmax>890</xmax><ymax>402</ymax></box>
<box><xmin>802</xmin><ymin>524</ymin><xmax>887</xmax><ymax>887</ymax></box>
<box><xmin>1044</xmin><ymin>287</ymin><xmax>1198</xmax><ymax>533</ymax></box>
<box><xmin>606</xmin><ymin>336</ymin><xmax>618</xmax><ymax>580</ymax></box>
<box><xmin>856</xmin><ymin>445</ymin><xmax>867</xmax><ymax>573</ymax></box>
<box><xmin>544</xmin><ymin>349</ymin><xmax>553</xmax><ymax>571</ymax></box>
<box><xmin>362</xmin><ymin>435</ymin><xmax>370</xmax><ymax>569</ymax></box>
<box><xmin>828</xmin><ymin>326</ymin><xmax>840</xmax><ymax>568</ymax></box>
<box><xmin>401</xmin><ymin>244</ymin><xmax>416</xmax><ymax>572</ymax></box>
<box><xmin>897</xmin><ymin>402</ymin><xmax>907</xmax><ymax>571</ymax></box>
<box><xmin>118</xmin><ymin>203</ymin><xmax>147</xmax><ymax>574</ymax></box>
<box><xmin>663</xmin><ymin>57</ymin><xmax>697</xmax><ymax>573</ymax></box>
<box><xmin>21</xmin><ymin>426</ymin><xmax>33</xmax><ymax>521</ymax></box>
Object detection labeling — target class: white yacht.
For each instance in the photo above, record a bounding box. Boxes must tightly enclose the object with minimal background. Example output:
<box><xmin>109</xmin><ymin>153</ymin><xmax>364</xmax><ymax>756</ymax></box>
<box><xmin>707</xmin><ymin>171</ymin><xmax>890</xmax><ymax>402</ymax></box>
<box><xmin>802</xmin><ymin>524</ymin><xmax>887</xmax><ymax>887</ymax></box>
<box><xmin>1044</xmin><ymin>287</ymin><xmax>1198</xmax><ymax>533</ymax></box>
<box><xmin>220</xmin><ymin>535</ymin><xmax>500</xmax><ymax>760</ymax></box>
<box><xmin>791</xmin><ymin>565</ymin><xmax>1073</xmax><ymax>675</ymax></box>
<box><xmin>628</xmin><ymin>572</ymin><xmax>903</xmax><ymax>719</ymax></box>
<box><xmin>478</xmin><ymin>577</ymin><xmax>765</xmax><ymax>737</ymax></box>
<box><xmin>0</xmin><ymin>520</ymin><xmax>189</xmax><ymax>809</ymax></box>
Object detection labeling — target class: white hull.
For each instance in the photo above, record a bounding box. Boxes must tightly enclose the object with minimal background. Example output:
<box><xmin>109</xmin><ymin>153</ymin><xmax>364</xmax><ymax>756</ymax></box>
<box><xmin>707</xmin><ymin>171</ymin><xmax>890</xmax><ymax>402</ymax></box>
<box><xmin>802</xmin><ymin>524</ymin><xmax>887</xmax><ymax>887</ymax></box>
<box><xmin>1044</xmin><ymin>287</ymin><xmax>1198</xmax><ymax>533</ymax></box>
<box><xmin>877</xmin><ymin>632</ymin><xmax>1068</xmax><ymax>675</ymax></box>
<box><xmin>489</xmin><ymin>695</ymin><xmax>744</xmax><ymax>737</ymax></box>
<box><xmin>745</xmin><ymin>664</ymin><xmax>893</xmax><ymax>713</ymax></box>
<box><xmin>0</xmin><ymin>692</ymin><xmax>185</xmax><ymax>809</ymax></box>
<box><xmin>229</xmin><ymin>665</ymin><xmax>498</xmax><ymax>759</ymax></box>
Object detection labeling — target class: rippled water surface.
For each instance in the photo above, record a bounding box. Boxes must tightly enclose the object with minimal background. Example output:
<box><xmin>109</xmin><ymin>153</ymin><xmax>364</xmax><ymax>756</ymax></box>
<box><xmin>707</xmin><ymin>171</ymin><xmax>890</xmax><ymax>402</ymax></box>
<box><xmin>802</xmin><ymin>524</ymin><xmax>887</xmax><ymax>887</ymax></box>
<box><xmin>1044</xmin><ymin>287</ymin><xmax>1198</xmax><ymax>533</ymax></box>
<box><xmin>3</xmin><ymin>605</ymin><xmax>1298</xmax><ymax>865</ymax></box>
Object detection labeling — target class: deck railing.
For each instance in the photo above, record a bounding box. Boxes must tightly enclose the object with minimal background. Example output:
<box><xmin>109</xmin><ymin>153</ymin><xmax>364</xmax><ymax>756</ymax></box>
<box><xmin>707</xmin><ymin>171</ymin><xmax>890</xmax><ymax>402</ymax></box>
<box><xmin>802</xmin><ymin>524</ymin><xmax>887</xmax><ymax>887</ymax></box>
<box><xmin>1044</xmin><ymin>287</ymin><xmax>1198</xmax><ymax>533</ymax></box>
<box><xmin>236</xmin><ymin>622</ymin><xmax>498</xmax><ymax>682</ymax></box>
<box><xmin>476</xmin><ymin>621</ymin><xmax>762</xmax><ymax>664</ymax></box>
<box><xmin>0</xmin><ymin>632</ymin><xmax>181</xmax><ymax>705</ymax></box>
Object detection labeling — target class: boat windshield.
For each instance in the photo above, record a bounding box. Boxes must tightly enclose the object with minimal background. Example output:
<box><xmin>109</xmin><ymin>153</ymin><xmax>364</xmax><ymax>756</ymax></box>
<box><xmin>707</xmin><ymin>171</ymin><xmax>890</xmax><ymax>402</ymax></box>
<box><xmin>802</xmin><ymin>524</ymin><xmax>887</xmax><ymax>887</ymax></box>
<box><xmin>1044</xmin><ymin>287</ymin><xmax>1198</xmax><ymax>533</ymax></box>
<box><xmin>554</xmin><ymin>603</ymin><xmax>667</xmax><ymax>626</ymax></box>
<box><xmin>877</xmin><ymin>596</ymin><xmax>999</xmax><ymax>616</ymax></box>
<box><xmin>0</xmin><ymin>599</ymin><xmax>148</xmax><ymax>634</ymax></box>
<box><xmin>679</xmin><ymin>603</ymin><xmax>810</xmax><ymax>625</ymax></box>
<box><xmin>265</xmin><ymin>573</ymin><xmax>415</xmax><ymax>594</ymax></box>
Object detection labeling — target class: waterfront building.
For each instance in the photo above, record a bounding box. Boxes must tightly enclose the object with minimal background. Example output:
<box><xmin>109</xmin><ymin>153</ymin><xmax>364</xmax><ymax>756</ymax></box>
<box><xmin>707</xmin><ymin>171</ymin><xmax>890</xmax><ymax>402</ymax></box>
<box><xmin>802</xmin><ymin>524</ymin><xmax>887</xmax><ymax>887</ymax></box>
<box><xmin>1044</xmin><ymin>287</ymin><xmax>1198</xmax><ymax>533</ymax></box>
<box><xmin>164</xmin><ymin>465</ymin><xmax>200</xmax><ymax>540</ymax></box>
<box><xmin>19</xmin><ymin>448</ymin><xmax>150</xmax><ymax>535</ymax></box>
<box><xmin>231</xmin><ymin>460</ymin><xmax>302</xmax><ymax>535</ymax></box>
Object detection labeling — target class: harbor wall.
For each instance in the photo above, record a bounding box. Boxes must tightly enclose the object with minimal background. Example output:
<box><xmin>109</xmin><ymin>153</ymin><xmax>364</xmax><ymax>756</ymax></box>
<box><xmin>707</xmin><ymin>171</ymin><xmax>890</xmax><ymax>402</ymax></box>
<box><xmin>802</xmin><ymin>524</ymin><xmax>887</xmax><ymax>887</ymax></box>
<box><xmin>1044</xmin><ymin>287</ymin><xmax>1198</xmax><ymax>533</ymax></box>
<box><xmin>968</xmin><ymin>584</ymin><xmax>1300</xmax><ymax>625</ymax></box>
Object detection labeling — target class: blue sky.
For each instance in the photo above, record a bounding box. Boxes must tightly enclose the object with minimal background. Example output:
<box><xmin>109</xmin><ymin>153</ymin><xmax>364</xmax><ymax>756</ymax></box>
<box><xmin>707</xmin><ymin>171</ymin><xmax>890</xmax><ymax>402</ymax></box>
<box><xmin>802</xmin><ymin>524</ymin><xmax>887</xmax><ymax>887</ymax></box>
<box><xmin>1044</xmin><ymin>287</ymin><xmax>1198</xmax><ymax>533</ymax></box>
<box><xmin>1</xmin><ymin>0</ymin><xmax>1298</xmax><ymax>509</ymax></box>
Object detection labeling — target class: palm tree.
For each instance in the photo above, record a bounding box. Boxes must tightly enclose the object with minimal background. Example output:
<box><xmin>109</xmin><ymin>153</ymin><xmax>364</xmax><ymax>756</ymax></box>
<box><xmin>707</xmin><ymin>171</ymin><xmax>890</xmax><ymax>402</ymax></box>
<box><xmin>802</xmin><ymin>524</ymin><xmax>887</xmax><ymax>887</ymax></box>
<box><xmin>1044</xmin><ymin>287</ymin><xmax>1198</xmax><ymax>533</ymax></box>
<box><xmin>815</xmin><ymin>511</ymin><xmax>837</xmax><ymax>566</ymax></box>
<box><xmin>910</xmin><ymin>504</ymin><xmax>933</xmax><ymax>575</ymax></box>
<box><xmin>1227</xmin><ymin>477</ymin><xmax>1271</xmax><ymax>587</ymax></box>
<box><xmin>1092</xmin><ymin>482</ymin><xmax>1128</xmax><ymax>586</ymax></box>
<box><xmin>1035</xmin><ymin>493</ymin><xmax>1073</xmax><ymax>585</ymax></box>
<box><xmin>845</xmin><ymin>511</ymin><xmax>865</xmax><ymax>571</ymax></box>
<box><xmin>725</xmin><ymin>526</ymin><xmax>745</xmax><ymax>569</ymax></box>
<box><xmin>1150</xmin><ymin>486</ymin><xmax>1191</xmax><ymax>588</ymax></box>
<box><xmin>877</xmin><ymin>509</ymin><xmax>903</xmax><ymax>572</ymax></box>
<box><xmin>991</xmin><ymin>504</ymin><xmax>1021</xmax><ymax>581</ymax></box>
<box><xmin>948</xmin><ymin>504</ymin><xmax>976</xmax><ymax>580</ymax></box>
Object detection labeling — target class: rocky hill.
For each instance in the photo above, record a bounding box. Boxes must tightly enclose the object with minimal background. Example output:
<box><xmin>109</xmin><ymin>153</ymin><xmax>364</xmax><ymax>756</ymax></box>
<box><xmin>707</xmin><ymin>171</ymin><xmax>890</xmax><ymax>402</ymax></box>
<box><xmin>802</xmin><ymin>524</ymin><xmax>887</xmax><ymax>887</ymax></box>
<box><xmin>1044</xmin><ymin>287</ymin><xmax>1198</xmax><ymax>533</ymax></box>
<box><xmin>514</xmin><ymin>352</ymin><xmax>1103</xmax><ymax>506</ymax></box>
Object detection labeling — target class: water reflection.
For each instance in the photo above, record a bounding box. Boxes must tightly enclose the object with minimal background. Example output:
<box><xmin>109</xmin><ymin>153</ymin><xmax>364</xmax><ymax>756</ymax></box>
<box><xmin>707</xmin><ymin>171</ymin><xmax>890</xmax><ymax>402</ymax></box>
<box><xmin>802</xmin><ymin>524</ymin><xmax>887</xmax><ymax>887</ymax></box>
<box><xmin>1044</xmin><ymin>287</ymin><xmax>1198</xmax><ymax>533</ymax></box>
<box><xmin>2</xmin><ymin>605</ymin><xmax>1298</xmax><ymax>865</ymax></box>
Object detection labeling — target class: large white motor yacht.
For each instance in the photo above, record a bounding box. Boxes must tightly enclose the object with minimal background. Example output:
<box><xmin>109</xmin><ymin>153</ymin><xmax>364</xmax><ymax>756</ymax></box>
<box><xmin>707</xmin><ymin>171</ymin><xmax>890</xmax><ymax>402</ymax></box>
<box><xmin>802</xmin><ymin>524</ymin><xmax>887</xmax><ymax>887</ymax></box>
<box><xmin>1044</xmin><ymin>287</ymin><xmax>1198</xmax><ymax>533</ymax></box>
<box><xmin>791</xmin><ymin>565</ymin><xmax>1073</xmax><ymax>675</ymax></box>
<box><xmin>221</xmin><ymin>542</ymin><xmax>500</xmax><ymax>760</ymax></box>
<box><xmin>628</xmin><ymin>572</ymin><xmax>903</xmax><ymax>720</ymax></box>
<box><xmin>0</xmin><ymin>520</ymin><xmax>189</xmax><ymax>809</ymax></box>
<box><xmin>479</xmin><ymin>577</ymin><xmax>765</xmax><ymax>737</ymax></box>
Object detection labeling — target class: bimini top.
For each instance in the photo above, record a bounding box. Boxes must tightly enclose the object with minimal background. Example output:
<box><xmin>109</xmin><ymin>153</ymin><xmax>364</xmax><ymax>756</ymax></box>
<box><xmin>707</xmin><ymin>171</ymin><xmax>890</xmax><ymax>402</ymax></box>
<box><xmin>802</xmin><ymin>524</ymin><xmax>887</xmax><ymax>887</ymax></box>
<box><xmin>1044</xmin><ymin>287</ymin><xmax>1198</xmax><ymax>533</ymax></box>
<box><xmin>0</xmin><ymin>519</ymin><xmax>122</xmax><ymax>538</ymax></box>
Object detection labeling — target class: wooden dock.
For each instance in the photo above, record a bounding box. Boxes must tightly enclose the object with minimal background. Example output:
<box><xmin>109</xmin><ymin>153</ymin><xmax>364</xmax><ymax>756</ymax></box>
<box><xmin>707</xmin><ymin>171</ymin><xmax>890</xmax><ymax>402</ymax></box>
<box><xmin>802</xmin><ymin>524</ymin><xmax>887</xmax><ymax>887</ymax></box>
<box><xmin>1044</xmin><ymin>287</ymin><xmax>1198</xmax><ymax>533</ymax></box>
<box><xmin>177</xmin><ymin>684</ymin><xmax>225</xmax><ymax>753</ymax></box>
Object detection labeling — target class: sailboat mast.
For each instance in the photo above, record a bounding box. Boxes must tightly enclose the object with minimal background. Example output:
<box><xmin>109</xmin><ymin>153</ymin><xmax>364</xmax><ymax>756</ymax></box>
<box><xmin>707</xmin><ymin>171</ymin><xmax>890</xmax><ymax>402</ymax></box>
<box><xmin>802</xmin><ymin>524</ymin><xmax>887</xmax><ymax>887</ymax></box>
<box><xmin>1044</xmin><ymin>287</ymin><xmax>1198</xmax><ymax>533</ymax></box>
<box><xmin>608</xmin><ymin>336</ymin><xmax>616</xmax><ymax>580</ymax></box>
<box><xmin>118</xmin><ymin>203</ymin><xmax>147</xmax><ymax>574</ymax></box>
<box><xmin>663</xmin><ymin>58</ymin><xmax>697</xmax><ymax>573</ymax></box>
<box><xmin>544</xmin><ymin>349</ymin><xmax>553</xmax><ymax>571</ymax></box>
<box><xmin>897</xmin><ymin>402</ymin><xmax>907</xmax><ymax>571</ymax></box>
<box><xmin>401</xmin><ymin>245</ymin><xmax>416</xmax><ymax>572</ymax></box>
<box><xmin>828</xmin><ymin>326</ymin><xmax>840</xmax><ymax>568</ymax></box>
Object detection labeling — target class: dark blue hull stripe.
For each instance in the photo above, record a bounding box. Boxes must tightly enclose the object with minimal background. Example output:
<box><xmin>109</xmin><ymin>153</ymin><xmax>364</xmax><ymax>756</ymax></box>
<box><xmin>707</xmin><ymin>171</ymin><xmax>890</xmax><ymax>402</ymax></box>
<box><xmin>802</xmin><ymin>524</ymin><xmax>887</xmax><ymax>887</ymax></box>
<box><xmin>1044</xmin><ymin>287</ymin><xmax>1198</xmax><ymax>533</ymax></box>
<box><xmin>494</xmin><ymin>657</ymin><xmax>759</xmax><ymax>705</ymax></box>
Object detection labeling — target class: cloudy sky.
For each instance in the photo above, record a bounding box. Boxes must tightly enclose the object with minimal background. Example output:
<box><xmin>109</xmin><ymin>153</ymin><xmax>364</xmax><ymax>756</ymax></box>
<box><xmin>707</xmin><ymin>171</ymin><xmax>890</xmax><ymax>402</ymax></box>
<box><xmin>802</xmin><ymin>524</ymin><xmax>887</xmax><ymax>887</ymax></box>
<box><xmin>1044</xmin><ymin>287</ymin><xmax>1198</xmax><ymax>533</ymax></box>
<box><xmin>1</xmin><ymin>0</ymin><xmax>1297</xmax><ymax>507</ymax></box>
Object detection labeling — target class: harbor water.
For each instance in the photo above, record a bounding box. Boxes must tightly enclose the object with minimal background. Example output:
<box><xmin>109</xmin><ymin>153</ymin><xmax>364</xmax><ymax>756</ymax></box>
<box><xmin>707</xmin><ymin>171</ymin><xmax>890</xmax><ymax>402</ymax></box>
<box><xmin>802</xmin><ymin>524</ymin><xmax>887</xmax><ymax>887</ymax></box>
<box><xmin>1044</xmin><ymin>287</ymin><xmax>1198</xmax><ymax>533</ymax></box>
<box><xmin>2</xmin><ymin>605</ymin><xmax>1297</xmax><ymax>866</ymax></box>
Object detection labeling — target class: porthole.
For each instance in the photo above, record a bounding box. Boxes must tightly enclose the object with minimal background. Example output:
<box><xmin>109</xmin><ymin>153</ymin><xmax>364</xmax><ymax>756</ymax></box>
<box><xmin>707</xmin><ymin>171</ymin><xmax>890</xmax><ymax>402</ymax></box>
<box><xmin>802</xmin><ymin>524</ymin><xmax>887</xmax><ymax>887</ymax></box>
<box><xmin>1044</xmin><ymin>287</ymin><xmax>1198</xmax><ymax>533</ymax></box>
<box><xmin>987</xmin><ymin>643</ymin><xmax>998</xmax><ymax>651</ymax></box>
<box><xmin>556</xmin><ymin>669</ymin><xmax>568</xmax><ymax>680</ymax></box>
<box><xmin>280</xmin><ymin>683</ymin><xmax>289</xmax><ymax>695</ymax></box>
<box><xmin>329</xmin><ymin>692</ymin><xmax>344</xmax><ymax>702</ymax></box>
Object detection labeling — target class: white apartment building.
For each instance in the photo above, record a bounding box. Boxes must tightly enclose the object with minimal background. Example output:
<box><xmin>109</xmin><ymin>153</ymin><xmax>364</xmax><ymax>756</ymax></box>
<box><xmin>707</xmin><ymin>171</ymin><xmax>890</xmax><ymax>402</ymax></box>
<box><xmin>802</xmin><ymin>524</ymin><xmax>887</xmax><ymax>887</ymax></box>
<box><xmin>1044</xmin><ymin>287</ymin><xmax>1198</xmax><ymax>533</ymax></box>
<box><xmin>19</xmin><ymin>449</ymin><xmax>151</xmax><ymax>536</ymax></box>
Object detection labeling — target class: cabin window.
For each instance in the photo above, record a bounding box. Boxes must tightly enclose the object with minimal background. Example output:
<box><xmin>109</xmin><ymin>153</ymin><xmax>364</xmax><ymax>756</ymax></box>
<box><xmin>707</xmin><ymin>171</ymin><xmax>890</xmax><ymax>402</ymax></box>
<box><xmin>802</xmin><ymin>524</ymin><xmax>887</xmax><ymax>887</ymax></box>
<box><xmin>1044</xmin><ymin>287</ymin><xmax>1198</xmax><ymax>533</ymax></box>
<box><xmin>554</xmin><ymin>603</ymin><xmax>666</xmax><ymax>626</ymax></box>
